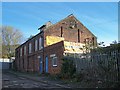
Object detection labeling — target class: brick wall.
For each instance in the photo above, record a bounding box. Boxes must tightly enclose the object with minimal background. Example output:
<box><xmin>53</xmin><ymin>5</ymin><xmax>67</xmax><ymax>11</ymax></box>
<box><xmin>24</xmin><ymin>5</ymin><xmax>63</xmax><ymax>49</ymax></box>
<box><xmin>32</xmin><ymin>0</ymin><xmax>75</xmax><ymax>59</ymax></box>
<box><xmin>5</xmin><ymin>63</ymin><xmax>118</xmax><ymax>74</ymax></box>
<box><xmin>15</xmin><ymin>15</ymin><xmax>97</xmax><ymax>74</ymax></box>
<box><xmin>44</xmin><ymin>41</ymin><xmax>64</xmax><ymax>74</ymax></box>
<box><xmin>44</xmin><ymin>15</ymin><xmax>97</xmax><ymax>47</ymax></box>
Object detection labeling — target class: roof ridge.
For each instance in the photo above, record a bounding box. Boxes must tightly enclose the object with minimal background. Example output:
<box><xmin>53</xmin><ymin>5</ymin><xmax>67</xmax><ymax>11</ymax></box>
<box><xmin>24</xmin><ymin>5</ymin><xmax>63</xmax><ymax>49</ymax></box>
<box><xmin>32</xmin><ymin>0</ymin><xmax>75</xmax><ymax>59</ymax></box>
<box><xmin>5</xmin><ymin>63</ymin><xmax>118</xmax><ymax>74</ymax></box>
<box><xmin>44</xmin><ymin>14</ymin><xmax>76</xmax><ymax>30</ymax></box>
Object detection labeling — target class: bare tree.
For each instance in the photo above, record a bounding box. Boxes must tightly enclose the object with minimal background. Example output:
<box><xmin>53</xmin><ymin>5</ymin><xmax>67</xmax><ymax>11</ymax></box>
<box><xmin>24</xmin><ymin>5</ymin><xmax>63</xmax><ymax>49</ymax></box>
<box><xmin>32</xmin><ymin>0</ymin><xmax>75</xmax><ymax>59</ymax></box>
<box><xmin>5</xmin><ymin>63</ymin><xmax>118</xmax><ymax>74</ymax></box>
<box><xmin>83</xmin><ymin>38</ymin><xmax>94</xmax><ymax>54</ymax></box>
<box><xmin>112</xmin><ymin>40</ymin><xmax>117</xmax><ymax>44</ymax></box>
<box><xmin>1</xmin><ymin>26</ymin><xmax>24</xmax><ymax>58</ymax></box>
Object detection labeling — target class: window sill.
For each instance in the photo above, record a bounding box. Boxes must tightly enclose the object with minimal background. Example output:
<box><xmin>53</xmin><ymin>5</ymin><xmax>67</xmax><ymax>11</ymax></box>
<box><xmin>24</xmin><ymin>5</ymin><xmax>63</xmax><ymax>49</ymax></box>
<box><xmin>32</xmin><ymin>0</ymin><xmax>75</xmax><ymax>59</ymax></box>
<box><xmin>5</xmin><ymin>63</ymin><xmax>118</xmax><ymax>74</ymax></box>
<box><xmin>53</xmin><ymin>65</ymin><xmax>57</xmax><ymax>67</ymax></box>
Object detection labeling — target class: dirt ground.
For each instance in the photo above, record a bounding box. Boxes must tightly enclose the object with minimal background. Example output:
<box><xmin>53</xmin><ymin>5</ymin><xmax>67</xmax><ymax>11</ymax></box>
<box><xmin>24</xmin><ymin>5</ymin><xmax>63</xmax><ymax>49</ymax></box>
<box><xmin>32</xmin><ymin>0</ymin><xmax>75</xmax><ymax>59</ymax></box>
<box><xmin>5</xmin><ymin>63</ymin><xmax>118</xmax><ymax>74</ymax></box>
<box><xmin>2</xmin><ymin>70</ymin><xmax>119</xmax><ymax>89</ymax></box>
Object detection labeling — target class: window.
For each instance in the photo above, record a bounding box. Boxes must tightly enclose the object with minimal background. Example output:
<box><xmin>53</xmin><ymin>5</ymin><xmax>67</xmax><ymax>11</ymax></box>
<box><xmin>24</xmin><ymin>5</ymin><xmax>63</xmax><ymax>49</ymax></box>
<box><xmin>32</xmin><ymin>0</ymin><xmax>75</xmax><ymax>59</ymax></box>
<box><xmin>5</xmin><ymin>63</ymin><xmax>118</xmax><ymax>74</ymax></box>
<box><xmin>92</xmin><ymin>37</ymin><xmax>94</xmax><ymax>46</ymax></box>
<box><xmin>39</xmin><ymin>37</ymin><xmax>43</xmax><ymax>50</ymax></box>
<box><xmin>69</xmin><ymin>20</ymin><xmax>76</xmax><ymax>29</ymax></box>
<box><xmin>61</xmin><ymin>26</ymin><xmax>63</xmax><ymax>37</ymax></box>
<box><xmin>35</xmin><ymin>39</ymin><xmax>38</xmax><ymax>51</ymax></box>
<box><xmin>20</xmin><ymin>48</ymin><xmax>22</xmax><ymax>56</ymax></box>
<box><xmin>52</xmin><ymin>57</ymin><xmax>57</xmax><ymax>67</ymax></box>
<box><xmin>29</xmin><ymin>43</ymin><xmax>32</xmax><ymax>53</ymax></box>
<box><xmin>24</xmin><ymin>46</ymin><xmax>26</xmax><ymax>55</ymax></box>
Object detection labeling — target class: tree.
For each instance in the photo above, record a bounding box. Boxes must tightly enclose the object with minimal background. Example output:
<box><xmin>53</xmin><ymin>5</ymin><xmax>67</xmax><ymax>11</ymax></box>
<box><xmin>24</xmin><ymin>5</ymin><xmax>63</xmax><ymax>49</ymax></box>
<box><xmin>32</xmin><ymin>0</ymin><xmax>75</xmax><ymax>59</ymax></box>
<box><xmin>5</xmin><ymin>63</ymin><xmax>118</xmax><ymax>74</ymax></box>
<box><xmin>83</xmin><ymin>38</ymin><xmax>94</xmax><ymax>54</ymax></box>
<box><xmin>119</xmin><ymin>41</ymin><xmax>120</xmax><ymax>43</ymax></box>
<box><xmin>112</xmin><ymin>40</ymin><xmax>117</xmax><ymax>44</ymax></box>
<box><xmin>1</xmin><ymin>26</ymin><xmax>24</xmax><ymax>58</ymax></box>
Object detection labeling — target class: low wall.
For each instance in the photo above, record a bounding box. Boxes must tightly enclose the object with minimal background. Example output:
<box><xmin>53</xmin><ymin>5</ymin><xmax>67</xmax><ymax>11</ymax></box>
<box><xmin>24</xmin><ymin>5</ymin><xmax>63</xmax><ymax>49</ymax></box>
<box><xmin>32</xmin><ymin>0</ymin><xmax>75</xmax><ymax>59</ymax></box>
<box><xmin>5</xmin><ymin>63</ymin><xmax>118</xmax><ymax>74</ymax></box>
<box><xmin>0</xmin><ymin>58</ymin><xmax>11</xmax><ymax>70</ymax></box>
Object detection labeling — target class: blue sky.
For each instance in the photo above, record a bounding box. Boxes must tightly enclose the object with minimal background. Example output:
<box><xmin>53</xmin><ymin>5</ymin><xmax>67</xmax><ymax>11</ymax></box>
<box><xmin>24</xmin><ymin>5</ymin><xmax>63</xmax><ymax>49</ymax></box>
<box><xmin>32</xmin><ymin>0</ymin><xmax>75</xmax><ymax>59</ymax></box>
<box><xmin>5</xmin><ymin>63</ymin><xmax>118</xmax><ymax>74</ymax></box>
<box><xmin>2</xmin><ymin>2</ymin><xmax>118</xmax><ymax>46</ymax></box>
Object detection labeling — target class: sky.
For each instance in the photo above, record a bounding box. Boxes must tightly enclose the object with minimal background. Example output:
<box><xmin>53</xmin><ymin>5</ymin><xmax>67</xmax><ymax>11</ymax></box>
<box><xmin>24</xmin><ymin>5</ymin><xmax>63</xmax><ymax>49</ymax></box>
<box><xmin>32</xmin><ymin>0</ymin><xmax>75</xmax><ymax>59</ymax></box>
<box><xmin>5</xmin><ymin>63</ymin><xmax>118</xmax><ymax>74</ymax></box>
<box><xmin>1</xmin><ymin>0</ymin><xmax>120</xmax><ymax>2</ymax></box>
<box><xmin>2</xmin><ymin>2</ymin><xmax>118</xmax><ymax>46</ymax></box>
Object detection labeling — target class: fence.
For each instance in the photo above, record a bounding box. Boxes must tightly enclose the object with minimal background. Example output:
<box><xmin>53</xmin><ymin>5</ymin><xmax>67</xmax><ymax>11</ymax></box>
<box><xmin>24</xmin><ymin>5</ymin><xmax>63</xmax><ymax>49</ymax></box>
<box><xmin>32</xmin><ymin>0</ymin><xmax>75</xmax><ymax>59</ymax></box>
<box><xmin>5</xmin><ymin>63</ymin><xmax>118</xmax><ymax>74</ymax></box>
<box><xmin>64</xmin><ymin>44</ymin><xmax>120</xmax><ymax>83</ymax></box>
<box><xmin>0</xmin><ymin>58</ymin><xmax>15</xmax><ymax>70</ymax></box>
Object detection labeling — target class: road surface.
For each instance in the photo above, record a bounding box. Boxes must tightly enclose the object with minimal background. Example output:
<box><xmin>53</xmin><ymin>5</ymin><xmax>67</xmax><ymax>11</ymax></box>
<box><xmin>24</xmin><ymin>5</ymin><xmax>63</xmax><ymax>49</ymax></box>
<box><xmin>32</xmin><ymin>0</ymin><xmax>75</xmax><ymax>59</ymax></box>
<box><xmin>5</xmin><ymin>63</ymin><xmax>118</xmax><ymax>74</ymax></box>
<box><xmin>2</xmin><ymin>71</ymin><xmax>69</xmax><ymax>89</ymax></box>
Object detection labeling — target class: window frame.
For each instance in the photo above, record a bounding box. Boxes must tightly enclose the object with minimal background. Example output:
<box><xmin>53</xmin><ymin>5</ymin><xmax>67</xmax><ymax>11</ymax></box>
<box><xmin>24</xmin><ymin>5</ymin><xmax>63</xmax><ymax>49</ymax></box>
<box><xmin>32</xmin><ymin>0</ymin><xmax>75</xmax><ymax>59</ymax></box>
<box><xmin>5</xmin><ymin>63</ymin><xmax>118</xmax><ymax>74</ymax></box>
<box><xmin>35</xmin><ymin>39</ymin><xmax>38</xmax><ymax>51</ymax></box>
<box><xmin>52</xmin><ymin>57</ymin><xmax>57</xmax><ymax>67</ymax></box>
<box><xmin>24</xmin><ymin>46</ymin><xmax>26</xmax><ymax>55</ymax></box>
<box><xmin>20</xmin><ymin>48</ymin><xmax>22</xmax><ymax>56</ymax></box>
<box><xmin>29</xmin><ymin>43</ymin><xmax>32</xmax><ymax>53</ymax></box>
<box><xmin>39</xmin><ymin>37</ymin><xmax>43</xmax><ymax>50</ymax></box>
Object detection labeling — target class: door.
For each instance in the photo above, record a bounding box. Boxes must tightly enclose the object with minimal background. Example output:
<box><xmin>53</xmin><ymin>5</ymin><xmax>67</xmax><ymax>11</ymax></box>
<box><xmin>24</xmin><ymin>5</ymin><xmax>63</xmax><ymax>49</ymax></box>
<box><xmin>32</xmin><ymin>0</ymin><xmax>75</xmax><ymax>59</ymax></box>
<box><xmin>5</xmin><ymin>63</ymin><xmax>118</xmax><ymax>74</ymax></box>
<box><xmin>45</xmin><ymin>56</ymin><xmax>48</xmax><ymax>73</ymax></box>
<box><xmin>39</xmin><ymin>57</ymin><xmax>43</xmax><ymax>73</ymax></box>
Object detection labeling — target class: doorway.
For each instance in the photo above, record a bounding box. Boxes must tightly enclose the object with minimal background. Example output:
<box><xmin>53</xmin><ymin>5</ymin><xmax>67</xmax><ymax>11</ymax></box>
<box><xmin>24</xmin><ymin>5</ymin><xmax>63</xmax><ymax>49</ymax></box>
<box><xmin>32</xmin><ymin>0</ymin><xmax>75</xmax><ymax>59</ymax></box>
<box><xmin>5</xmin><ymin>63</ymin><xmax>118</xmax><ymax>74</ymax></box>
<box><xmin>39</xmin><ymin>57</ymin><xmax>43</xmax><ymax>73</ymax></box>
<box><xmin>45</xmin><ymin>56</ymin><xmax>48</xmax><ymax>73</ymax></box>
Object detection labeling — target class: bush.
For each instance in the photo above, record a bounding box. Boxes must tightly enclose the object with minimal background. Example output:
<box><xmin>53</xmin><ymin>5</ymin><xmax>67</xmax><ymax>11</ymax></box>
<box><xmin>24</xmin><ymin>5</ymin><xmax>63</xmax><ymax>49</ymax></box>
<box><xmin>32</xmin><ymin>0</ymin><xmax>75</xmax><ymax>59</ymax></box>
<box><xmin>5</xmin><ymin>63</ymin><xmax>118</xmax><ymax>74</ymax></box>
<box><xmin>75</xmin><ymin>73</ymin><xmax>84</xmax><ymax>82</ymax></box>
<box><xmin>60</xmin><ymin>58</ymin><xmax>76</xmax><ymax>79</ymax></box>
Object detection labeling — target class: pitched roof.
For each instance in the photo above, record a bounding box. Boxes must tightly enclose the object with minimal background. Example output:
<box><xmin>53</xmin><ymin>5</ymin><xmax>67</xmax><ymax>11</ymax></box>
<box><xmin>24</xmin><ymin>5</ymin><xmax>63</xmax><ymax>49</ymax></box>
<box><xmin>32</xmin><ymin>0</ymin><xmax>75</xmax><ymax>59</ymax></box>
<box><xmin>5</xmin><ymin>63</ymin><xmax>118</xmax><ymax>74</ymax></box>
<box><xmin>17</xmin><ymin>14</ymin><xmax>97</xmax><ymax>50</ymax></box>
<box><xmin>42</xmin><ymin>14</ymin><xmax>97</xmax><ymax>38</ymax></box>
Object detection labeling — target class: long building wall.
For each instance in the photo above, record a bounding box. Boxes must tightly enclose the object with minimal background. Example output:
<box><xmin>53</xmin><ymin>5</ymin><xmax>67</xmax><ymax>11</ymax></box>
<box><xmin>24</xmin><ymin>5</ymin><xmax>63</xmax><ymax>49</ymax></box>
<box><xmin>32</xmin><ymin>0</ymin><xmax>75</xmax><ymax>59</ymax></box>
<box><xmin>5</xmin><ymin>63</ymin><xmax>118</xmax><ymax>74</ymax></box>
<box><xmin>15</xmin><ymin>40</ymin><xmax>64</xmax><ymax>74</ymax></box>
<box><xmin>15</xmin><ymin>15</ymin><xmax>97</xmax><ymax>74</ymax></box>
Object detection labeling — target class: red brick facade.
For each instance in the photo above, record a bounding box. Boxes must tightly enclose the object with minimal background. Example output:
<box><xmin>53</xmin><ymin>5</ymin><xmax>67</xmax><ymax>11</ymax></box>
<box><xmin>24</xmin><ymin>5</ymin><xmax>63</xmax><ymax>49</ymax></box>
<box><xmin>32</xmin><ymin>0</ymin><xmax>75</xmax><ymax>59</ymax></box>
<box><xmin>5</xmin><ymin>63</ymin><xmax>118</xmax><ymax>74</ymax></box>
<box><xmin>15</xmin><ymin>14</ymin><xmax>97</xmax><ymax>74</ymax></box>
<box><xmin>44</xmin><ymin>15</ymin><xmax>97</xmax><ymax>47</ymax></box>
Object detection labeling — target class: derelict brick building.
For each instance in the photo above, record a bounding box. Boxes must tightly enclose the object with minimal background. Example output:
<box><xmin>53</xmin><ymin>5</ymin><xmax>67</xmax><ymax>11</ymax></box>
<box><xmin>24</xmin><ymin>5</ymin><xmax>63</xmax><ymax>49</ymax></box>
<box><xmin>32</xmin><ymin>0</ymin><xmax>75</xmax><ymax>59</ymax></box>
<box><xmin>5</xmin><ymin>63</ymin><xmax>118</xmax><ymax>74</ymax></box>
<box><xmin>15</xmin><ymin>14</ymin><xmax>97</xmax><ymax>74</ymax></box>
